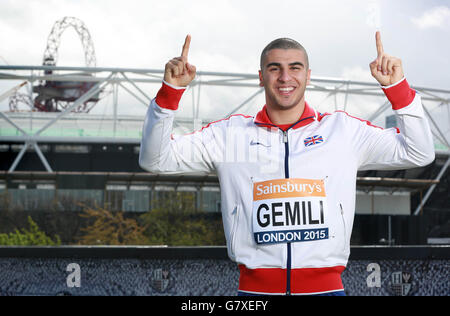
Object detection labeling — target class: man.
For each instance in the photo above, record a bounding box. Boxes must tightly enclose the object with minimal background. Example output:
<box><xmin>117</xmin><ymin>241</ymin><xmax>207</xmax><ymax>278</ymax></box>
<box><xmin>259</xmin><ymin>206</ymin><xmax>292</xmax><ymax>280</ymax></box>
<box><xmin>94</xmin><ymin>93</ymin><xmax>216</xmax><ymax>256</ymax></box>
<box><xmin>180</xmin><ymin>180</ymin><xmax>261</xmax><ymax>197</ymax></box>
<box><xmin>139</xmin><ymin>33</ymin><xmax>435</xmax><ymax>295</ymax></box>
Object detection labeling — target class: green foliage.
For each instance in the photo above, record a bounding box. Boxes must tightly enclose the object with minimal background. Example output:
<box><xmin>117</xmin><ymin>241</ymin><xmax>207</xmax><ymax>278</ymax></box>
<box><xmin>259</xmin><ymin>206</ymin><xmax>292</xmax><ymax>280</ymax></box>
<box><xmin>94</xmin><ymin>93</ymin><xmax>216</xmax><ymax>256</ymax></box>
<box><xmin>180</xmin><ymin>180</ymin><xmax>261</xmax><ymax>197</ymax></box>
<box><xmin>0</xmin><ymin>191</ymin><xmax>226</xmax><ymax>246</ymax></box>
<box><xmin>0</xmin><ymin>216</ymin><xmax>61</xmax><ymax>246</ymax></box>
<box><xmin>140</xmin><ymin>208</ymin><xmax>225</xmax><ymax>246</ymax></box>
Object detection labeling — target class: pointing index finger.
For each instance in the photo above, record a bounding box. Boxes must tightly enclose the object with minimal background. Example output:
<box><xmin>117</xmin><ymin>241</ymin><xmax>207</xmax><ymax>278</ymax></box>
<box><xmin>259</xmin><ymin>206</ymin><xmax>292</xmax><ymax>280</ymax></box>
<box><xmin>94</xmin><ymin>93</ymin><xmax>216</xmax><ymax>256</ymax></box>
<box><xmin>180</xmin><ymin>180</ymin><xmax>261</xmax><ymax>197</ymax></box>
<box><xmin>375</xmin><ymin>31</ymin><xmax>384</xmax><ymax>57</ymax></box>
<box><xmin>181</xmin><ymin>34</ymin><xmax>191</xmax><ymax>59</ymax></box>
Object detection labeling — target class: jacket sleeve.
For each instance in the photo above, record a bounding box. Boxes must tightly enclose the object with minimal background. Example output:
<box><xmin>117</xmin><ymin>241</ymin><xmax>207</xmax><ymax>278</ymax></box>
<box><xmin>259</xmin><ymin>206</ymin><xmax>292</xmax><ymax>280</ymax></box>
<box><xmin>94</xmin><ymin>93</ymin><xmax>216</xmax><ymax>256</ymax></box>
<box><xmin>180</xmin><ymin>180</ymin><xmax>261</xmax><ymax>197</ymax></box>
<box><xmin>139</xmin><ymin>82</ymin><xmax>217</xmax><ymax>174</ymax></box>
<box><xmin>356</xmin><ymin>78</ymin><xmax>435</xmax><ymax>171</ymax></box>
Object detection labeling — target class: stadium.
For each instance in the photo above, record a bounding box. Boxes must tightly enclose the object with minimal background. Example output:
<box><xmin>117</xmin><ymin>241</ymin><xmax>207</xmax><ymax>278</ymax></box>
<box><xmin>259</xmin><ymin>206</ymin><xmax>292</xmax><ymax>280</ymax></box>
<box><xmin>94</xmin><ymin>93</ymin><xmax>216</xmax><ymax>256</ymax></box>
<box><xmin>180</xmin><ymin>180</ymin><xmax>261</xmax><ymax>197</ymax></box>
<box><xmin>0</xmin><ymin>15</ymin><xmax>449</xmax><ymax>296</ymax></box>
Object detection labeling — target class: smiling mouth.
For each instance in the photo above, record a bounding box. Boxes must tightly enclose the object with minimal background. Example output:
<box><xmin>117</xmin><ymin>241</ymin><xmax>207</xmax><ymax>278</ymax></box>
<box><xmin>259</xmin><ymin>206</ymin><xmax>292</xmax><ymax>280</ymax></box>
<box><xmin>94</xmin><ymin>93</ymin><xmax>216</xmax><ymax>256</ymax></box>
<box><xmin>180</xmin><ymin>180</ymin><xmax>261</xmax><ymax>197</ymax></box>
<box><xmin>277</xmin><ymin>86</ymin><xmax>296</xmax><ymax>96</ymax></box>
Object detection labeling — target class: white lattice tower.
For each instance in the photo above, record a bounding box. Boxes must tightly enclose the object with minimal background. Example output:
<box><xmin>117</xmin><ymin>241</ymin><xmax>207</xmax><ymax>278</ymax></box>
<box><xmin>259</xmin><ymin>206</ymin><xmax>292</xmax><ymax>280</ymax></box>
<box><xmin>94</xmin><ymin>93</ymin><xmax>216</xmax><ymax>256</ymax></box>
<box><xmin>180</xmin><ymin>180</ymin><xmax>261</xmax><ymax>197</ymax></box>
<box><xmin>43</xmin><ymin>16</ymin><xmax>97</xmax><ymax>67</ymax></box>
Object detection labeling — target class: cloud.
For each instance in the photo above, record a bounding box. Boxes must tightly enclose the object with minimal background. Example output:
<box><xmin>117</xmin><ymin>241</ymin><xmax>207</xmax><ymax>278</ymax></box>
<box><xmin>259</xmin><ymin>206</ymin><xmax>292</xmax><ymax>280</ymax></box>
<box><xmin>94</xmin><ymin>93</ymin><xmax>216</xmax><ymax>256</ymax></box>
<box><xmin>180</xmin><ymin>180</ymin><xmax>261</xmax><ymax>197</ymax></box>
<box><xmin>1</xmin><ymin>0</ymin><xmax>449</xmax><ymax>125</ymax></box>
<box><xmin>341</xmin><ymin>66</ymin><xmax>374</xmax><ymax>82</ymax></box>
<box><xmin>411</xmin><ymin>6</ymin><xmax>450</xmax><ymax>29</ymax></box>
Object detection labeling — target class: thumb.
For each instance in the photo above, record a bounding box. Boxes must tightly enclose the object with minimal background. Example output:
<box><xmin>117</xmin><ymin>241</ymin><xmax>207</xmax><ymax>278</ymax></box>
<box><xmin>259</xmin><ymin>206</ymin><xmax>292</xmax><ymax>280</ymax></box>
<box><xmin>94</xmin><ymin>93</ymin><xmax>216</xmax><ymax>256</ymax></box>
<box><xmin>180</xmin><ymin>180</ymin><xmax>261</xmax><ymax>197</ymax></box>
<box><xmin>369</xmin><ymin>59</ymin><xmax>378</xmax><ymax>72</ymax></box>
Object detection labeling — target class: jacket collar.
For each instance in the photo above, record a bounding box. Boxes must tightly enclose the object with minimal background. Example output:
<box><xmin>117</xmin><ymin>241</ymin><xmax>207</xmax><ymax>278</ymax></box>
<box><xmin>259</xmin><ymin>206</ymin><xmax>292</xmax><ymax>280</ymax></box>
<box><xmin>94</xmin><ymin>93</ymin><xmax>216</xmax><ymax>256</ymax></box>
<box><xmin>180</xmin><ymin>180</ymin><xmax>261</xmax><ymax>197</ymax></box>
<box><xmin>254</xmin><ymin>102</ymin><xmax>317</xmax><ymax>130</ymax></box>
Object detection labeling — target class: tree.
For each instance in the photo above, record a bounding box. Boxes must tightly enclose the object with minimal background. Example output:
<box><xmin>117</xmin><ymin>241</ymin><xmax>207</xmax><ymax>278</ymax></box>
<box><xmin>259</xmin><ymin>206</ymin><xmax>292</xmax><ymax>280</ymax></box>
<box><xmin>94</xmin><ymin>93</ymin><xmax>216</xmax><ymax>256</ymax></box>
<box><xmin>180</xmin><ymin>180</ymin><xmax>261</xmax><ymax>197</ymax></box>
<box><xmin>0</xmin><ymin>216</ymin><xmax>61</xmax><ymax>246</ymax></box>
<box><xmin>78</xmin><ymin>206</ymin><xmax>150</xmax><ymax>245</ymax></box>
<box><xmin>140</xmin><ymin>191</ymin><xmax>225</xmax><ymax>246</ymax></box>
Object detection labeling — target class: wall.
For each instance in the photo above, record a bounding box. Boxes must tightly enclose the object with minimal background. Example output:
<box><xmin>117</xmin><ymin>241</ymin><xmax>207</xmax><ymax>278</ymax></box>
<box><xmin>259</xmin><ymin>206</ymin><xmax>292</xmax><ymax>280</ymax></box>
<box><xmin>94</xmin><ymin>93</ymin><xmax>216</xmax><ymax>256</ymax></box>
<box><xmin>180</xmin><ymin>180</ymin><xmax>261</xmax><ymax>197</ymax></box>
<box><xmin>0</xmin><ymin>246</ymin><xmax>448</xmax><ymax>296</ymax></box>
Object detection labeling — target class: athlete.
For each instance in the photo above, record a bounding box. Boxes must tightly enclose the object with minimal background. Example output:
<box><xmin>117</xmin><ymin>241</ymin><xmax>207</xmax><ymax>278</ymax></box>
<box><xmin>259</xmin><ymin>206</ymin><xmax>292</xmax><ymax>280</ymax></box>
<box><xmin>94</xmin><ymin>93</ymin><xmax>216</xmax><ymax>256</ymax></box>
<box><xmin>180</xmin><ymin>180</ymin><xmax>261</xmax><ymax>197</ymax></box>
<box><xmin>139</xmin><ymin>32</ymin><xmax>435</xmax><ymax>295</ymax></box>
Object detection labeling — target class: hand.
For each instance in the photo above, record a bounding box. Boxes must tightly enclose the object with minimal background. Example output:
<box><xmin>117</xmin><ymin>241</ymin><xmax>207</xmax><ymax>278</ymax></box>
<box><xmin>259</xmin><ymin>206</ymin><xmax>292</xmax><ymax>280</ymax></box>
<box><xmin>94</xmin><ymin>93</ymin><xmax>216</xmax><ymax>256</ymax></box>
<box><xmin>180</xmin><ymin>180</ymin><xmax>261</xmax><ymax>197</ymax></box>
<box><xmin>369</xmin><ymin>31</ymin><xmax>404</xmax><ymax>86</ymax></box>
<box><xmin>163</xmin><ymin>35</ymin><xmax>197</xmax><ymax>87</ymax></box>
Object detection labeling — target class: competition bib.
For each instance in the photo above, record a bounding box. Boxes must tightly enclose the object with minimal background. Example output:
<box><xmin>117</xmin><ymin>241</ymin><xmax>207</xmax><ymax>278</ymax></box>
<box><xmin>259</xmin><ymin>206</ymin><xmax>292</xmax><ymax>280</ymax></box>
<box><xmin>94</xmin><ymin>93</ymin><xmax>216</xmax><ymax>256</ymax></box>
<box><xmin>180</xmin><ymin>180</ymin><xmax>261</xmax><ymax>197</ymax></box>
<box><xmin>252</xmin><ymin>178</ymin><xmax>329</xmax><ymax>245</ymax></box>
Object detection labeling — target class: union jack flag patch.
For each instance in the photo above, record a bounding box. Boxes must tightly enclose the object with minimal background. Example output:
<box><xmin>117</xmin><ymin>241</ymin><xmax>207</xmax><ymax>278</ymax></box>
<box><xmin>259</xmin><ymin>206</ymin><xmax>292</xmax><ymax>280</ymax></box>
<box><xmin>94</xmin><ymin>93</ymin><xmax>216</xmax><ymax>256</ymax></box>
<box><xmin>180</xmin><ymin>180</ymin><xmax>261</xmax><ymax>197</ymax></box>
<box><xmin>304</xmin><ymin>135</ymin><xmax>324</xmax><ymax>147</ymax></box>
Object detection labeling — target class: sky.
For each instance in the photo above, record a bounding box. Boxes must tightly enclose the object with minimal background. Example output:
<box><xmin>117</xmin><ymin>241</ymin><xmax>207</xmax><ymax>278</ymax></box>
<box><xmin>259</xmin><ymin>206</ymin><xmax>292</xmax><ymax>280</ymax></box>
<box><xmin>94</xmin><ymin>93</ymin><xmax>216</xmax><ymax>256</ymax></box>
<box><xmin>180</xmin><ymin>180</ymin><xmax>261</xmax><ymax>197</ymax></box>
<box><xmin>0</xmin><ymin>0</ymin><xmax>449</xmax><ymax>144</ymax></box>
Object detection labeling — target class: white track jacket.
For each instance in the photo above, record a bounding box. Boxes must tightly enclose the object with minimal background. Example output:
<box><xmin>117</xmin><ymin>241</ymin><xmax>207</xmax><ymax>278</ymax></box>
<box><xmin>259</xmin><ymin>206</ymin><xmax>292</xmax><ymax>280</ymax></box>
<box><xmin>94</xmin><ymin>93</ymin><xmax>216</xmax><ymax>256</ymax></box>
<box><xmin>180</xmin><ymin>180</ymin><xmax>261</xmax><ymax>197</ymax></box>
<box><xmin>139</xmin><ymin>77</ymin><xmax>435</xmax><ymax>295</ymax></box>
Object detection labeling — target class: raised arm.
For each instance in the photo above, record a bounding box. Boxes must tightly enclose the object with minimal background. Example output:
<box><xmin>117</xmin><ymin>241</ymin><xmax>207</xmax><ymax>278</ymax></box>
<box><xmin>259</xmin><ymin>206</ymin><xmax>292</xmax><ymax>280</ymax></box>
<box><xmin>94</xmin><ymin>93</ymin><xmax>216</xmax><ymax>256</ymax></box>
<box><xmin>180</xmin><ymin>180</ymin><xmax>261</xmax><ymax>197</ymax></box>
<box><xmin>357</xmin><ymin>31</ymin><xmax>435</xmax><ymax>170</ymax></box>
<box><xmin>139</xmin><ymin>35</ymin><xmax>217</xmax><ymax>174</ymax></box>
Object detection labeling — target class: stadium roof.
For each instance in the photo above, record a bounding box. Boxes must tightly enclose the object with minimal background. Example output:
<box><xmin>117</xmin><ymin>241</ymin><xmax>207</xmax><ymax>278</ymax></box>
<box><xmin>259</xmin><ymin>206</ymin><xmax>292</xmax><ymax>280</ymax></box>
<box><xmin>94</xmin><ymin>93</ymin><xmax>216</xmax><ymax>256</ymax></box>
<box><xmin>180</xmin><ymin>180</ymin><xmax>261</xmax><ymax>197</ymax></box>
<box><xmin>1</xmin><ymin>65</ymin><xmax>449</xmax><ymax>148</ymax></box>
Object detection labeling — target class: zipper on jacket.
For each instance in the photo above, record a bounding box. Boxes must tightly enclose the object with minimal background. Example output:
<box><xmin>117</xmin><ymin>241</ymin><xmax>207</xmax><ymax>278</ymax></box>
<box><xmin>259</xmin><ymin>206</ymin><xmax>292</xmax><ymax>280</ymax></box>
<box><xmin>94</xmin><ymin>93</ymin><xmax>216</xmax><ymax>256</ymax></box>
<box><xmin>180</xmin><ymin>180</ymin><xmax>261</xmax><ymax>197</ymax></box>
<box><xmin>253</xmin><ymin>116</ymin><xmax>314</xmax><ymax>296</ymax></box>
<box><xmin>229</xmin><ymin>205</ymin><xmax>240</xmax><ymax>259</ymax></box>
<box><xmin>282</xmin><ymin>130</ymin><xmax>291</xmax><ymax>296</ymax></box>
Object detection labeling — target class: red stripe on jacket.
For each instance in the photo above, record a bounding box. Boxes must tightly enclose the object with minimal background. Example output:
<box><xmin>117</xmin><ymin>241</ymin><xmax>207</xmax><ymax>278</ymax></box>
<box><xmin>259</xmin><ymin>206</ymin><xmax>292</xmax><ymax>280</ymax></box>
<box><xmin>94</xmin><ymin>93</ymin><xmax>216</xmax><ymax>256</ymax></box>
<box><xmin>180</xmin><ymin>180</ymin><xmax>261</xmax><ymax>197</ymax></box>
<box><xmin>238</xmin><ymin>265</ymin><xmax>345</xmax><ymax>295</ymax></box>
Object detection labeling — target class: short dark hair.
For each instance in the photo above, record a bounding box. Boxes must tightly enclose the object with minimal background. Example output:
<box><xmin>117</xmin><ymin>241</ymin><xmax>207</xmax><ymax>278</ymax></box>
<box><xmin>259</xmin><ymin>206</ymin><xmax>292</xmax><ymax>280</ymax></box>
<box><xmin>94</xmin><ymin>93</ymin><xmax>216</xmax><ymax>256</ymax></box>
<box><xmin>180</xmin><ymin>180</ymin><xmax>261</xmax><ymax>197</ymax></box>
<box><xmin>260</xmin><ymin>38</ymin><xmax>309</xmax><ymax>71</ymax></box>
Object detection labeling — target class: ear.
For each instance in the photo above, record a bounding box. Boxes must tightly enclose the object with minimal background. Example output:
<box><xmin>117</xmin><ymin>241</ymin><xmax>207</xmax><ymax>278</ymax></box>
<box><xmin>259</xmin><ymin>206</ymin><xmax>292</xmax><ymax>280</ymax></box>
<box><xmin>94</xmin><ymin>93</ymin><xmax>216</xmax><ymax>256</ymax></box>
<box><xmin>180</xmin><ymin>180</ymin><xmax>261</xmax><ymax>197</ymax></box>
<box><xmin>258</xmin><ymin>70</ymin><xmax>264</xmax><ymax>87</ymax></box>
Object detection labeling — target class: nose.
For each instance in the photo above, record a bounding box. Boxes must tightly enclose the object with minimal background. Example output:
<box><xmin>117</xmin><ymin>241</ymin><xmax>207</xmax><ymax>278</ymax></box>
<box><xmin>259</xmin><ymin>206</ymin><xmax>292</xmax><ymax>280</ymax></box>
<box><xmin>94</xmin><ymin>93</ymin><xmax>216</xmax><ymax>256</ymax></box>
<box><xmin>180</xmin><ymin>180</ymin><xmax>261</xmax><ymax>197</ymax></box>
<box><xmin>278</xmin><ymin>69</ymin><xmax>292</xmax><ymax>83</ymax></box>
